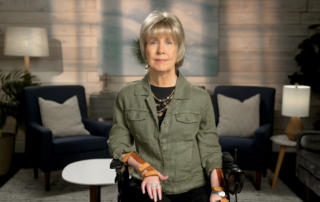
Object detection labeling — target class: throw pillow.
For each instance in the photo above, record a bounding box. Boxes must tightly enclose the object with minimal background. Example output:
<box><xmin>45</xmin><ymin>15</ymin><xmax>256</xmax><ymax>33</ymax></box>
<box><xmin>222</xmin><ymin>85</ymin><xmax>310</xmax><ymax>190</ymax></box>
<box><xmin>217</xmin><ymin>94</ymin><xmax>260</xmax><ymax>138</ymax></box>
<box><xmin>38</xmin><ymin>95</ymin><xmax>90</xmax><ymax>138</ymax></box>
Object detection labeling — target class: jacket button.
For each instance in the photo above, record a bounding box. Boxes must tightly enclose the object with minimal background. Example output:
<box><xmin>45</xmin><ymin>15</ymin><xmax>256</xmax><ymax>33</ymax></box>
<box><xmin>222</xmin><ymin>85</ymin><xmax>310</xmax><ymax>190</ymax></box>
<box><xmin>186</xmin><ymin>116</ymin><xmax>190</xmax><ymax>121</ymax></box>
<box><xmin>164</xmin><ymin>120</ymin><xmax>168</xmax><ymax>124</ymax></box>
<box><xmin>135</xmin><ymin>113</ymin><xmax>140</xmax><ymax>119</ymax></box>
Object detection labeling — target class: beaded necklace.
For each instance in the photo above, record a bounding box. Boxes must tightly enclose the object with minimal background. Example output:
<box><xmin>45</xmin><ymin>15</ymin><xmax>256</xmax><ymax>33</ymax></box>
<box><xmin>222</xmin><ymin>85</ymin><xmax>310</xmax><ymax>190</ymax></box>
<box><xmin>152</xmin><ymin>87</ymin><xmax>175</xmax><ymax>117</ymax></box>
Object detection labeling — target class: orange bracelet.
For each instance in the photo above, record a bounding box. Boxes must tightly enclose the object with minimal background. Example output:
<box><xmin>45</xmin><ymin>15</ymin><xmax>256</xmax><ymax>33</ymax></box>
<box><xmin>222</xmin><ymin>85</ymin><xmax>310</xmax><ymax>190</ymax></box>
<box><xmin>122</xmin><ymin>152</ymin><xmax>158</xmax><ymax>179</ymax></box>
<box><xmin>143</xmin><ymin>170</ymin><xmax>159</xmax><ymax>180</ymax></box>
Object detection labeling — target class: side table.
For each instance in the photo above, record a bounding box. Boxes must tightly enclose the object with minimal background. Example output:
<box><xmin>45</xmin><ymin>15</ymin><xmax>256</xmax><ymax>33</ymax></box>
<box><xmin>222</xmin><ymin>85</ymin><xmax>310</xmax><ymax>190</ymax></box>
<box><xmin>62</xmin><ymin>159</ymin><xmax>116</xmax><ymax>202</ymax></box>
<box><xmin>270</xmin><ymin>135</ymin><xmax>297</xmax><ymax>189</ymax></box>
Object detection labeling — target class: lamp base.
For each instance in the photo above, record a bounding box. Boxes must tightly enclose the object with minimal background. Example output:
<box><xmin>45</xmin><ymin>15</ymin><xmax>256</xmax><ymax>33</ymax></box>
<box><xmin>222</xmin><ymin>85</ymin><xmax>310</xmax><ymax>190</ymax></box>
<box><xmin>99</xmin><ymin>73</ymin><xmax>112</xmax><ymax>94</ymax></box>
<box><xmin>284</xmin><ymin>117</ymin><xmax>304</xmax><ymax>141</ymax></box>
<box><xmin>24</xmin><ymin>56</ymin><xmax>30</xmax><ymax>73</ymax></box>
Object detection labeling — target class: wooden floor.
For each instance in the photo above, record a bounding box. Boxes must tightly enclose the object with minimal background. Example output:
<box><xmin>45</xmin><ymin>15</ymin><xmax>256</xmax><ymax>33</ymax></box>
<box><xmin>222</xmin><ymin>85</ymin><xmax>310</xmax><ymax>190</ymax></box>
<box><xmin>1</xmin><ymin>153</ymin><xmax>319</xmax><ymax>202</ymax></box>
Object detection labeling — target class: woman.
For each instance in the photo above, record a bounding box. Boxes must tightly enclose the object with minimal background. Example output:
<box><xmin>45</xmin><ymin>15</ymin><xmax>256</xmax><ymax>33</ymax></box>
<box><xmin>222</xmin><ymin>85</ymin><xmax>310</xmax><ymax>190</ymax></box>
<box><xmin>107</xmin><ymin>11</ymin><xmax>226</xmax><ymax>202</ymax></box>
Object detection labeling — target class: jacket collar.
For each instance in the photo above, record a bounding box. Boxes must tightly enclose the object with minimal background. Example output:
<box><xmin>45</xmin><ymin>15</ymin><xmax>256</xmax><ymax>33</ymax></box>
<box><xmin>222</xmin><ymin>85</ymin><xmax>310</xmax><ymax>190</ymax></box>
<box><xmin>134</xmin><ymin>70</ymin><xmax>190</xmax><ymax>100</ymax></box>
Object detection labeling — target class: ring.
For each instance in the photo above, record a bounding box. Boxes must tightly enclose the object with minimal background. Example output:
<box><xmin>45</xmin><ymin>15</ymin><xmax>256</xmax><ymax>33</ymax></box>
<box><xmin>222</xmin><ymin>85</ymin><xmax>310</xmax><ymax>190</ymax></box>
<box><xmin>151</xmin><ymin>183</ymin><xmax>160</xmax><ymax>187</ymax></box>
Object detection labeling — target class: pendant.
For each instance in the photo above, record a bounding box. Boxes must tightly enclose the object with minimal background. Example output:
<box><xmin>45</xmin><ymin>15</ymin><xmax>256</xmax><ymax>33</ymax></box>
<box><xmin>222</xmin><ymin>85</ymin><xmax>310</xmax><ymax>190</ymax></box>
<box><xmin>158</xmin><ymin>111</ymin><xmax>163</xmax><ymax>116</ymax></box>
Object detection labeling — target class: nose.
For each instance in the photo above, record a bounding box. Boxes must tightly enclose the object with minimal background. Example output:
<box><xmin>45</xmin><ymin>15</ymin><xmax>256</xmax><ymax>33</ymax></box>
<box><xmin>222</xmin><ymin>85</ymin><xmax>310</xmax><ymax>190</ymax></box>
<box><xmin>157</xmin><ymin>42</ymin><xmax>164</xmax><ymax>55</ymax></box>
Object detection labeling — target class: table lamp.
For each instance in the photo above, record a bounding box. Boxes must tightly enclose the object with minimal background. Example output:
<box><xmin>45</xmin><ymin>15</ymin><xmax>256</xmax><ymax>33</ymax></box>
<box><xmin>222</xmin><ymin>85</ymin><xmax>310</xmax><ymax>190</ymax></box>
<box><xmin>4</xmin><ymin>27</ymin><xmax>49</xmax><ymax>73</ymax></box>
<box><xmin>282</xmin><ymin>84</ymin><xmax>310</xmax><ymax>141</ymax></box>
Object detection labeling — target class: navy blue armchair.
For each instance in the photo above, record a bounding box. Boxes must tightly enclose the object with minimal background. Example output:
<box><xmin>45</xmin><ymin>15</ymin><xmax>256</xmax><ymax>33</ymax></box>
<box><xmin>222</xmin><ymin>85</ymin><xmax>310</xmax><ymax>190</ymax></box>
<box><xmin>24</xmin><ymin>85</ymin><xmax>112</xmax><ymax>191</ymax></box>
<box><xmin>213</xmin><ymin>86</ymin><xmax>275</xmax><ymax>190</ymax></box>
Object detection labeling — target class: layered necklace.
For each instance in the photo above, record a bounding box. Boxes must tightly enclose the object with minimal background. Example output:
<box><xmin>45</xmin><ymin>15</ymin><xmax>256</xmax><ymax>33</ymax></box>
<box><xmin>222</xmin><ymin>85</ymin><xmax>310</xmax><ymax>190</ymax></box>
<box><xmin>152</xmin><ymin>87</ymin><xmax>175</xmax><ymax>117</ymax></box>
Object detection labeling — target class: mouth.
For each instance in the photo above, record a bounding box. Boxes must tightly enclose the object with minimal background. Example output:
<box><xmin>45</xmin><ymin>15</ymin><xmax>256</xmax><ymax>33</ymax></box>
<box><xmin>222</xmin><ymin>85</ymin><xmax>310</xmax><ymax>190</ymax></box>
<box><xmin>155</xmin><ymin>59</ymin><xmax>167</xmax><ymax>62</ymax></box>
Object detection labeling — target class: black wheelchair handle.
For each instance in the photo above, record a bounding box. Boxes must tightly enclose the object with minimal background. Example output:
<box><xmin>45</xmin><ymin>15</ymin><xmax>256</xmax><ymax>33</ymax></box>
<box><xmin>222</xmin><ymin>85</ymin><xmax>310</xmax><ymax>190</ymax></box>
<box><xmin>110</xmin><ymin>158</ymin><xmax>123</xmax><ymax>169</ymax></box>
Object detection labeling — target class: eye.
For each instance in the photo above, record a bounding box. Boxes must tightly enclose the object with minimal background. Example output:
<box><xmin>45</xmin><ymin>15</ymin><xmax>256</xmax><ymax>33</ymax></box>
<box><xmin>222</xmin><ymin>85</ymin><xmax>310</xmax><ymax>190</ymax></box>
<box><xmin>150</xmin><ymin>41</ymin><xmax>157</xmax><ymax>45</ymax></box>
<box><xmin>166</xmin><ymin>41</ymin><xmax>173</xmax><ymax>45</ymax></box>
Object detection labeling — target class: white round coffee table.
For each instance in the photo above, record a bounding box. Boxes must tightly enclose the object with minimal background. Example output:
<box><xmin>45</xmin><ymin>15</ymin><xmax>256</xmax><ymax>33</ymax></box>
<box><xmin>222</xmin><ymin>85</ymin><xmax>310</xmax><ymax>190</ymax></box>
<box><xmin>62</xmin><ymin>159</ymin><xmax>116</xmax><ymax>202</ymax></box>
<box><xmin>270</xmin><ymin>135</ymin><xmax>297</xmax><ymax>189</ymax></box>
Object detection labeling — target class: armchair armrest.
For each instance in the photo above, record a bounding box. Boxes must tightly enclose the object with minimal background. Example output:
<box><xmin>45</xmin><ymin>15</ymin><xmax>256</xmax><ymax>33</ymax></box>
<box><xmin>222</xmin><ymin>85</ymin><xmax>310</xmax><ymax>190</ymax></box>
<box><xmin>297</xmin><ymin>130</ymin><xmax>320</xmax><ymax>152</ymax></box>
<box><xmin>27</xmin><ymin>122</ymin><xmax>53</xmax><ymax>171</ymax></box>
<box><xmin>253</xmin><ymin>123</ymin><xmax>272</xmax><ymax>157</ymax></box>
<box><xmin>82</xmin><ymin>118</ymin><xmax>112</xmax><ymax>138</ymax></box>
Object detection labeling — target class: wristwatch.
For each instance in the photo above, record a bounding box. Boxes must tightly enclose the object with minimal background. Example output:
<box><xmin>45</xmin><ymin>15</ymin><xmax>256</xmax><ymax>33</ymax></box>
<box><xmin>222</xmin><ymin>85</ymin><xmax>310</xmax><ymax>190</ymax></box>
<box><xmin>211</xmin><ymin>190</ymin><xmax>226</xmax><ymax>197</ymax></box>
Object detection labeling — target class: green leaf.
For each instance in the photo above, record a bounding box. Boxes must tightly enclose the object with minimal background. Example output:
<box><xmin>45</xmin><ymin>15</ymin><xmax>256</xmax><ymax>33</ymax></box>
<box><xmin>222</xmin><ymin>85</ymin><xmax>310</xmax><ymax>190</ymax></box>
<box><xmin>131</xmin><ymin>38</ymin><xmax>146</xmax><ymax>66</ymax></box>
<box><xmin>0</xmin><ymin>70</ymin><xmax>41</xmax><ymax>130</ymax></box>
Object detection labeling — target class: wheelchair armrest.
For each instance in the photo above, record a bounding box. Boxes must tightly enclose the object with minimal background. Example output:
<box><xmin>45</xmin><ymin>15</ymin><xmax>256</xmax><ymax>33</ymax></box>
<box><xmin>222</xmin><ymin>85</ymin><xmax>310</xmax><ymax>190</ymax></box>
<box><xmin>110</xmin><ymin>159</ymin><xmax>124</xmax><ymax>169</ymax></box>
<box><xmin>222</xmin><ymin>152</ymin><xmax>234</xmax><ymax>164</ymax></box>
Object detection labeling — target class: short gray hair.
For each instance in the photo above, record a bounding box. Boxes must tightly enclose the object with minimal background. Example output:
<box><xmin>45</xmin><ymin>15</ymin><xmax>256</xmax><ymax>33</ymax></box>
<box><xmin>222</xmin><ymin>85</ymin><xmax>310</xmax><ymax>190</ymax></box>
<box><xmin>140</xmin><ymin>11</ymin><xmax>185</xmax><ymax>68</ymax></box>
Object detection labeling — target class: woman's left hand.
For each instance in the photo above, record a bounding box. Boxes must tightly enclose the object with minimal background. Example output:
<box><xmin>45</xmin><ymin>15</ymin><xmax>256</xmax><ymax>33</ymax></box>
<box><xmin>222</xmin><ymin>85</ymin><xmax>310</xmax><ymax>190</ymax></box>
<box><xmin>210</xmin><ymin>193</ymin><xmax>222</xmax><ymax>202</ymax></box>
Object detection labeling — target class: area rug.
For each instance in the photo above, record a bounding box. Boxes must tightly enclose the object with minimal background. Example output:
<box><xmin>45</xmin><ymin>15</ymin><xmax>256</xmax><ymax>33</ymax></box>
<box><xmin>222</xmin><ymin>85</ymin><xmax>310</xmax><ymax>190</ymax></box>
<box><xmin>0</xmin><ymin>169</ymin><xmax>302</xmax><ymax>202</ymax></box>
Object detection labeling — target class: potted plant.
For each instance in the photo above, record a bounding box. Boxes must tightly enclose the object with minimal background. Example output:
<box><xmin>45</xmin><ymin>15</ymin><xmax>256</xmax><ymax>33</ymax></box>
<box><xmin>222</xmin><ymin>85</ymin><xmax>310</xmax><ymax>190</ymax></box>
<box><xmin>131</xmin><ymin>38</ymin><xmax>145</xmax><ymax>66</ymax></box>
<box><xmin>288</xmin><ymin>24</ymin><xmax>320</xmax><ymax>130</ymax></box>
<box><xmin>0</xmin><ymin>70</ymin><xmax>40</xmax><ymax>176</ymax></box>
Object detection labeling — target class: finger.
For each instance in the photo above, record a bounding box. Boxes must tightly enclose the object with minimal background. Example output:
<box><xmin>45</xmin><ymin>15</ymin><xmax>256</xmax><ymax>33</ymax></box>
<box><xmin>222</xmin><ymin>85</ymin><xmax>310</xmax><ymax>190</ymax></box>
<box><xmin>152</xmin><ymin>186</ymin><xmax>157</xmax><ymax>202</ymax></box>
<box><xmin>158</xmin><ymin>172</ymin><xmax>169</xmax><ymax>181</ymax></box>
<box><xmin>141</xmin><ymin>181</ymin><xmax>146</xmax><ymax>194</ymax></box>
<box><xmin>157</xmin><ymin>184</ymin><xmax>162</xmax><ymax>201</ymax></box>
<box><xmin>147</xmin><ymin>184</ymin><xmax>153</xmax><ymax>200</ymax></box>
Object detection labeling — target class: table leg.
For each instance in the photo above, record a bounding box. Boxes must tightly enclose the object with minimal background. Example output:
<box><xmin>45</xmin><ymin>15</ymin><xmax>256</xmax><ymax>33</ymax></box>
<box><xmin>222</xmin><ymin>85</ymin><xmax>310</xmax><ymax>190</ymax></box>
<box><xmin>271</xmin><ymin>145</ymin><xmax>287</xmax><ymax>189</ymax></box>
<box><xmin>90</xmin><ymin>185</ymin><xmax>101</xmax><ymax>202</ymax></box>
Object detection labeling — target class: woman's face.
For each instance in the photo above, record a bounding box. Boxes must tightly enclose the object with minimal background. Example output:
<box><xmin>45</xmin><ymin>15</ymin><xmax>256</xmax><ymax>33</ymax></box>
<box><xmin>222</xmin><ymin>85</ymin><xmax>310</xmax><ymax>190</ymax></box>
<box><xmin>145</xmin><ymin>35</ymin><xmax>178</xmax><ymax>74</ymax></box>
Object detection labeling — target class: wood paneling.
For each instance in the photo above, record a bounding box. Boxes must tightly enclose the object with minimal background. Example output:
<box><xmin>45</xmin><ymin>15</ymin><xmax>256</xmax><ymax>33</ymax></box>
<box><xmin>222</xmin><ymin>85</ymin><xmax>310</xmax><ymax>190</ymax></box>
<box><xmin>219</xmin><ymin>49</ymin><xmax>295</xmax><ymax>60</ymax></box>
<box><xmin>218</xmin><ymin>60</ymin><xmax>299</xmax><ymax>72</ymax></box>
<box><xmin>270</xmin><ymin>37</ymin><xmax>305</xmax><ymax>48</ymax></box>
<box><xmin>0</xmin><ymin>0</ymin><xmax>96</xmax><ymax>12</ymax></box>
<box><xmin>0</xmin><ymin>12</ymin><xmax>97</xmax><ymax>24</ymax></box>
<box><xmin>0</xmin><ymin>36</ymin><xmax>97</xmax><ymax>48</ymax></box>
<box><xmin>220</xmin><ymin>25</ymin><xmax>309</xmax><ymax>36</ymax></box>
<box><xmin>220</xmin><ymin>0</ymin><xmax>307</xmax><ymax>13</ymax></box>
<box><xmin>0</xmin><ymin>59</ymin><xmax>97</xmax><ymax>71</ymax></box>
<box><xmin>0</xmin><ymin>24</ymin><xmax>93</xmax><ymax>36</ymax></box>
<box><xmin>0</xmin><ymin>48</ymin><xmax>95</xmax><ymax>60</ymax></box>
<box><xmin>301</xmin><ymin>13</ymin><xmax>320</xmax><ymax>24</ymax></box>
<box><xmin>308</xmin><ymin>1</ymin><xmax>320</xmax><ymax>12</ymax></box>
<box><xmin>220</xmin><ymin>13</ymin><xmax>300</xmax><ymax>25</ymax></box>
<box><xmin>219</xmin><ymin>37</ymin><xmax>270</xmax><ymax>49</ymax></box>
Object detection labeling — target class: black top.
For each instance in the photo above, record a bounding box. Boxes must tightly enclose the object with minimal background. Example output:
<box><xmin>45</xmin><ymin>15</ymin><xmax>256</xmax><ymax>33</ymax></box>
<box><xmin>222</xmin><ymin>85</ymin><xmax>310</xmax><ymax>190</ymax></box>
<box><xmin>150</xmin><ymin>84</ymin><xmax>175</xmax><ymax>130</ymax></box>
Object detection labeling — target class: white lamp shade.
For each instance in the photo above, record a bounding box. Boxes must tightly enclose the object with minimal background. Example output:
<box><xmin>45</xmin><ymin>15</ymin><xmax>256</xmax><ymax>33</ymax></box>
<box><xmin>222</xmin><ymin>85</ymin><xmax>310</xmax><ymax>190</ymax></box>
<box><xmin>282</xmin><ymin>85</ymin><xmax>310</xmax><ymax>117</ymax></box>
<box><xmin>4</xmin><ymin>27</ymin><xmax>49</xmax><ymax>57</ymax></box>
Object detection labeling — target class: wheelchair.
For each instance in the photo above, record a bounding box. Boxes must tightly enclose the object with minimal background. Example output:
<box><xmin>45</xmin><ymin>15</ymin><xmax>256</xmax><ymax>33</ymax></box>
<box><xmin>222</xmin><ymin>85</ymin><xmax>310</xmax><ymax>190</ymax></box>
<box><xmin>110</xmin><ymin>151</ymin><xmax>245</xmax><ymax>202</ymax></box>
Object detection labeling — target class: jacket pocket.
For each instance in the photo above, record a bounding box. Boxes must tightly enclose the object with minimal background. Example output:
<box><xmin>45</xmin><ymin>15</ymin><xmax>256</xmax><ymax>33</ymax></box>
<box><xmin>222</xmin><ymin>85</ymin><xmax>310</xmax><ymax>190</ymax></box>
<box><xmin>125</xmin><ymin>110</ymin><xmax>148</xmax><ymax>140</ymax></box>
<box><xmin>175</xmin><ymin>113</ymin><xmax>199</xmax><ymax>141</ymax></box>
<box><xmin>175</xmin><ymin>113</ymin><xmax>198</xmax><ymax>124</ymax></box>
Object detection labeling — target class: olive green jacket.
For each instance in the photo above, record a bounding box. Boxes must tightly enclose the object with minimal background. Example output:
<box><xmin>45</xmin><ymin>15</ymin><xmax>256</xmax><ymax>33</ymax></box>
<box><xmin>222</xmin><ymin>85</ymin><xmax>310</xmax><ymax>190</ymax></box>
<box><xmin>107</xmin><ymin>71</ymin><xmax>222</xmax><ymax>194</ymax></box>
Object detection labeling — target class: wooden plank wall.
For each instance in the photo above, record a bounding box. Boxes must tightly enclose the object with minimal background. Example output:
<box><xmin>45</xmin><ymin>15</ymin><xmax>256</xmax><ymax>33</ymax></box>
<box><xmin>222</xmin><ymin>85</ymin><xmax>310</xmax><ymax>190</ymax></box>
<box><xmin>0</xmin><ymin>0</ymin><xmax>319</xmax><ymax>152</ymax></box>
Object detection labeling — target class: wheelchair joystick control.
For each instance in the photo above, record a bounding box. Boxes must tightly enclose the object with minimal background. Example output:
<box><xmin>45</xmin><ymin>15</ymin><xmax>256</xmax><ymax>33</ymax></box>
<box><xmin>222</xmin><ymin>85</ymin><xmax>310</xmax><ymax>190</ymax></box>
<box><xmin>222</xmin><ymin>149</ymin><xmax>245</xmax><ymax>202</ymax></box>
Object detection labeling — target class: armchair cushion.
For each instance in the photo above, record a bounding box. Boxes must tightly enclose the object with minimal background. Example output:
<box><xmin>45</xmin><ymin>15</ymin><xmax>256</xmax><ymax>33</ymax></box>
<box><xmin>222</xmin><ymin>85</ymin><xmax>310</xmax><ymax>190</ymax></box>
<box><xmin>38</xmin><ymin>95</ymin><xmax>90</xmax><ymax>137</ymax></box>
<box><xmin>53</xmin><ymin>135</ymin><xmax>107</xmax><ymax>155</ymax></box>
<box><xmin>219</xmin><ymin>136</ymin><xmax>254</xmax><ymax>155</ymax></box>
<box><xmin>217</xmin><ymin>94</ymin><xmax>260</xmax><ymax>137</ymax></box>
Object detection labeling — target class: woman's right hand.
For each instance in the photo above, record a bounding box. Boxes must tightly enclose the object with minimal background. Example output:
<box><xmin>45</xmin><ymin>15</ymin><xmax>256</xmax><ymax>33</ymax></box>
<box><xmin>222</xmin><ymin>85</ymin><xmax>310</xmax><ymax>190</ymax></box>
<box><xmin>141</xmin><ymin>172</ymin><xmax>169</xmax><ymax>202</ymax></box>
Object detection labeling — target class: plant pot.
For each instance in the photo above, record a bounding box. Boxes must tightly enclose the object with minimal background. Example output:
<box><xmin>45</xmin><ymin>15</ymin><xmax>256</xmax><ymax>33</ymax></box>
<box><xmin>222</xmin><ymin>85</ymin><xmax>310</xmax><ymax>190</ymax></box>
<box><xmin>0</xmin><ymin>133</ymin><xmax>15</xmax><ymax>176</ymax></box>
